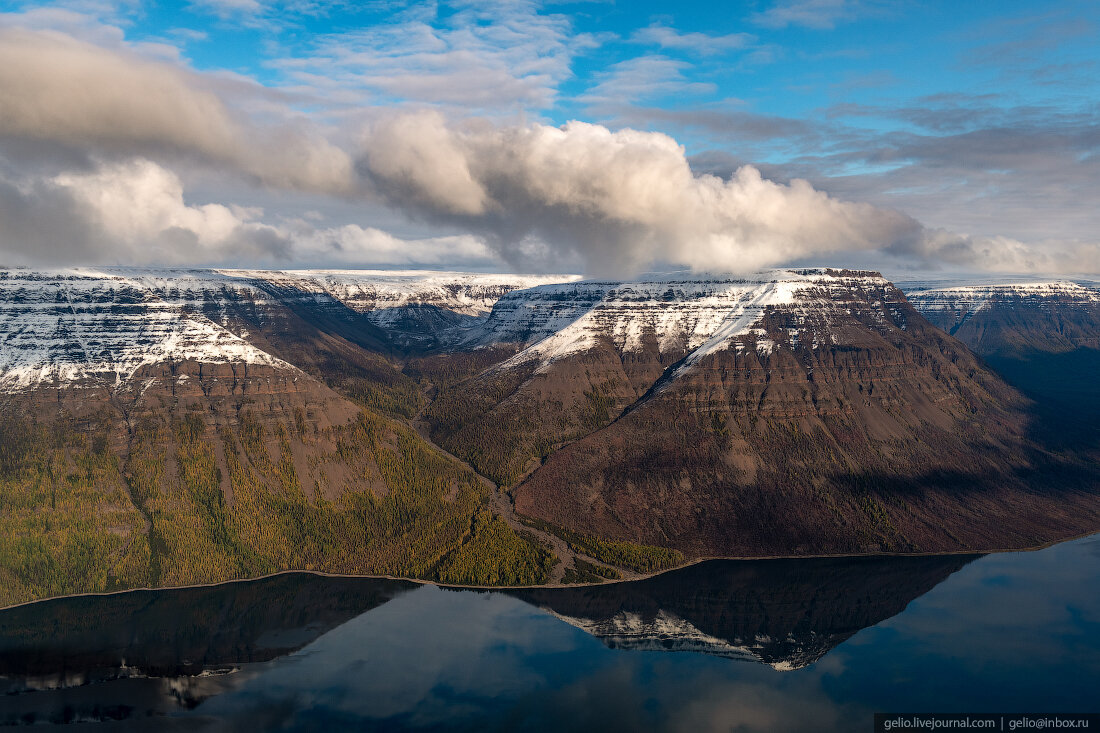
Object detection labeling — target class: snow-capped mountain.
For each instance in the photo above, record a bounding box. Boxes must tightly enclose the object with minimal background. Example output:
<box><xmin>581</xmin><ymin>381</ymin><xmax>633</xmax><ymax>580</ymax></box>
<box><xmin>235</xmin><ymin>269</ymin><xmax>580</xmax><ymax>319</ymax></box>
<box><xmin>0</xmin><ymin>269</ymin><xmax>290</xmax><ymax>392</ymax></box>
<box><xmin>905</xmin><ymin>280</ymin><xmax>1100</xmax><ymax>356</ymax></box>
<box><xmin>0</xmin><ymin>268</ymin><xmax>577</xmax><ymax>392</ymax></box>
<box><xmin>465</xmin><ymin>268</ymin><xmax>900</xmax><ymax>375</ymax></box>
<box><xmin>907</xmin><ymin>281</ymin><xmax>1100</xmax><ymax>326</ymax></box>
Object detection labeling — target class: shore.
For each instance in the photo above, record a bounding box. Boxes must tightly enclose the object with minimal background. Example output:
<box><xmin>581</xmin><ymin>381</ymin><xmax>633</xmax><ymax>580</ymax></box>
<box><xmin>2</xmin><ymin>528</ymin><xmax>1096</xmax><ymax>614</ymax></box>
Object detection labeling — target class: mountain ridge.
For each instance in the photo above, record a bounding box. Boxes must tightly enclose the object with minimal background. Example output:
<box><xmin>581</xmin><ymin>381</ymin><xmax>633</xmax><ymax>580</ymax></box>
<box><xmin>1</xmin><ymin>266</ymin><xmax>1098</xmax><ymax>604</ymax></box>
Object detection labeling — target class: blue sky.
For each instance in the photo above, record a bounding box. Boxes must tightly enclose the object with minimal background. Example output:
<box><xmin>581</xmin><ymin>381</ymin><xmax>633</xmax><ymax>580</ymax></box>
<box><xmin>0</xmin><ymin>0</ymin><xmax>1097</xmax><ymax>276</ymax></box>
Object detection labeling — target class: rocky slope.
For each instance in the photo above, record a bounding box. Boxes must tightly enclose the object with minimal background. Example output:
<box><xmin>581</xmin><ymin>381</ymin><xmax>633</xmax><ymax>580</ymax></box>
<box><xmin>428</xmin><ymin>270</ymin><xmax>898</xmax><ymax>486</ymax></box>
<box><xmin>906</xmin><ymin>281</ymin><xmax>1100</xmax><ymax>356</ymax></box>
<box><xmin>2</xmin><ymin>266</ymin><xmax>1099</xmax><ymax>601</ymax></box>
<box><xmin>428</xmin><ymin>269</ymin><xmax>1100</xmax><ymax>556</ymax></box>
<box><xmin>907</xmin><ymin>281</ymin><xmax>1100</xmax><ymax>448</ymax></box>
<box><xmin>0</xmin><ymin>267</ymin><xmax>568</xmax><ymax>606</ymax></box>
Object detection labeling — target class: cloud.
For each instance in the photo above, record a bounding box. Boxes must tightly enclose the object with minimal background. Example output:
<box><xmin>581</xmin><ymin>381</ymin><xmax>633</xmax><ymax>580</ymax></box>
<box><xmin>887</xmin><ymin>230</ymin><xmax>1100</xmax><ymax>276</ymax></box>
<box><xmin>356</xmin><ymin>112</ymin><xmax>1100</xmax><ymax>277</ymax></box>
<box><xmin>750</xmin><ymin>0</ymin><xmax>886</xmax><ymax>30</ymax></box>
<box><xmin>356</xmin><ymin>112</ymin><xmax>932</xmax><ymax>276</ymax></box>
<box><xmin>1</xmin><ymin>8</ymin><xmax>1095</xmax><ymax>278</ymax></box>
<box><xmin>0</xmin><ymin>157</ymin><xmax>500</xmax><ymax>269</ymax></box>
<box><xmin>631</xmin><ymin>25</ymin><xmax>755</xmax><ymax>55</ymax></box>
<box><xmin>0</xmin><ymin>26</ymin><xmax>354</xmax><ymax>193</ymax></box>
<box><xmin>270</xmin><ymin>0</ymin><xmax>596</xmax><ymax>114</ymax></box>
<box><xmin>581</xmin><ymin>56</ymin><xmax>717</xmax><ymax>109</ymax></box>
<box><xmin>188</xmin><ymin>0</ymin><xmax>265</xmax><ymax>19</ymax></box>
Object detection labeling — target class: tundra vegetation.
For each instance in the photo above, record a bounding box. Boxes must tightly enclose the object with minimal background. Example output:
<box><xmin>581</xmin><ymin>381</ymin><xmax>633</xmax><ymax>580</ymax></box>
<box><xmin>0</xmin><ymin>405</ymin><xmax>555</xmax><ymax>608</ymax></box>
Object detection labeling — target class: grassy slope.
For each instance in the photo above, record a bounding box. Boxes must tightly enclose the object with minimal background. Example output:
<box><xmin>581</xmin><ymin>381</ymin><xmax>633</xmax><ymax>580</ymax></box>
<box><xmin>0</xmin><ymin>405</ymin><xmax>555</xmax><ymax>608</ymax></box>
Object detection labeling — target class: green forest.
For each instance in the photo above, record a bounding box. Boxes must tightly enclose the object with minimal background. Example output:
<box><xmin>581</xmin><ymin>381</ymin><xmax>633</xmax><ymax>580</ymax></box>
<box><xmin>0</xmin><ymin>404</ymin><xmax>559</xmax><ymax>607</ymax></box>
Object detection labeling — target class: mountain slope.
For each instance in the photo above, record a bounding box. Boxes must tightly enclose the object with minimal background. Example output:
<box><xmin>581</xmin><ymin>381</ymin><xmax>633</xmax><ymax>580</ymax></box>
<box><xmin>2</xmin><ymin>267</ymin><xmax>1099</xmax><ymax>601</ymax></box>
<box><xmin>460</xmin><ymin>271</ymin><xmax>1100</xmax><ymax>557</ymax></box>
<box><xmin>426</xmin><ymin>271</ymin><xmax>884</xmax><ymax>486</ymax></box>
<box><xmin>0</xmin><ymin>268</ymin><xmax>564</xmax><ymax>606</ymax></box>
<box><xmin>907</xmin><ymin>281</ymin><xmax>1100</xmax><ymax>448</ymax></box>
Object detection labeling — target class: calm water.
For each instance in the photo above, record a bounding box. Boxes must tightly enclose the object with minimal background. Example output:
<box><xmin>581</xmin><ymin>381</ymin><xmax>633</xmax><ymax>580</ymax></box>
<box><xmin>1</xmin><ymin>535</ymin><xmax>1098</xmax><ymax>731</ymax></box>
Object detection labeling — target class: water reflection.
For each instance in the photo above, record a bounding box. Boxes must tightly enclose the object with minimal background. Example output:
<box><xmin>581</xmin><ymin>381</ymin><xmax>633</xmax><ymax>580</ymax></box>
<box><xmin>509</xmin><ymin>554</ymin><xmax>975</xmax><ymax>669</ymax></box>
<box><xmin>0</xmin><ymin>537</ymin><xmax>1097</xmax><ymax>731</ymax></box>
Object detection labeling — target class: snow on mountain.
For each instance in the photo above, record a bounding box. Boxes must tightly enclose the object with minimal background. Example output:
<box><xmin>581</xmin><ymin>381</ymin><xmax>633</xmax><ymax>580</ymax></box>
<box><xmin>0</xmin><ymin>269</ymin><xmax>291</xmax><ymax>393</ymax></box>
<box><xmin>0</xmin><ymin>267</ymin><xmax>578</xmax><ymax>392</ymax></box>
<box><xmin>234</xmin><ymin>269</ymin><xmax>580</xmax><ymax>322</ymax></box>
<box><xmin>473</xmin><ymin>269</ymin><xmax>896</xmax><ymax>374</ymax></box>
<box><xmin>905</xmin><ymin>281</ymin><xmax>1100</xmax><ymax>323</ymax></box>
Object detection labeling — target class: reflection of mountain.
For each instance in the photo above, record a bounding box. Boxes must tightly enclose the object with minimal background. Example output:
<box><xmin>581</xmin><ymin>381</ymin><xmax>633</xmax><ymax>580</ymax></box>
<box><xmin>0</xmin><ymin>573</ymin><xmax>415</xmax><ymax>724</ymax></box>
<box><xmin>512</xmin><ymin>554</ymin><xmax>977</xmax><ymax>669</ymax></box>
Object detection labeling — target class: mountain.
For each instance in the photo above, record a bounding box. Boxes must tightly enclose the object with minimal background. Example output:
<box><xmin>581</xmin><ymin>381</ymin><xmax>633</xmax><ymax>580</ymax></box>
<box><xmin>905</xmin><ymin>281</ymin><xmax>1100</xmax><ymax>356</ymax></box>
<box><xmin>431</xmin><ymin>269</ymin><xmax>1100</xmax><ymax>557</ymax></box>
<box><xmin>1</xmin><ymin>266</ymin><xmax>1098</xmax><ymax>604</ymax></box>
<box><xmin>907</xmin><ymin>281</ymin><xmax>1100</xmax><ymax>448</ymax></box>
<box><xmin>0</xmin><ymin>268</ymin><xmax>569</xmax><ymax>606</ymax></box>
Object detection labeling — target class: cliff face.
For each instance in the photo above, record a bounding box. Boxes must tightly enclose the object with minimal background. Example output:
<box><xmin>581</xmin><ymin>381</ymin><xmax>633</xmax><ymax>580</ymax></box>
<box><xmin>0</xmin><ymin>269</ymin><xmax>576</xmax><ymax>605</ymax></box>
<box><xmin>504</xmin><ymin>276</ymin><xmax>1100</xmax><ymax>556</ymax></box>
<box><xmin>907</xmin><ymin>281</ymin><xmax>1100</xmax><ymax>450</ymax></box>
<box><xmin>1</xmin><ymin>267</ymin><xmax>1098</xmax><ymax>598</ymax></box>
<box><xmin>906</xmin><ymin>282</ymin><xmax>1100</xmax><ymax>356</ymax></box>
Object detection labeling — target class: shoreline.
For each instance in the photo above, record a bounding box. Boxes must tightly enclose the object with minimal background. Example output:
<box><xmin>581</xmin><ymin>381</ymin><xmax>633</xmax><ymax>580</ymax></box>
<box><xmin>1</xmin><ymin>528</ymin><xmax>1096</xmax><ymax>614</ymax></box>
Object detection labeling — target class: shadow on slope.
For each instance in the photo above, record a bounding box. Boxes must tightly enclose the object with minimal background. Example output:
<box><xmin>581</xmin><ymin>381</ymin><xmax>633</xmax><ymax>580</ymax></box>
<box><xmin>984</xmin><ymin>348</ymin><xmax>1100</xmax><ymax>451</ymax></box>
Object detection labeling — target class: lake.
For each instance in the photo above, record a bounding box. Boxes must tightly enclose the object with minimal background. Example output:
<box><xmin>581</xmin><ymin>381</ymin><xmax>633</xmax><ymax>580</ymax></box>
<box><xmin>1</xmin><ymin>534</ymin><xmax>1098</xmax><ymax>731</ymax></box>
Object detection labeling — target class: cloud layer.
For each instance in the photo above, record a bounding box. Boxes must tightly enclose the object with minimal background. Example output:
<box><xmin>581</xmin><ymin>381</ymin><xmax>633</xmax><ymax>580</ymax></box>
<box><xmin>0</xmin><ymin>6</ymin><xmax>1096</xmax><ymax>278</ymax></box>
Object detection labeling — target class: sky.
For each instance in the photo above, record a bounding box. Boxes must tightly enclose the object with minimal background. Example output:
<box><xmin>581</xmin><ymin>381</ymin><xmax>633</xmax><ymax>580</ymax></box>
<box><xmin>0</xmin><ymin>0</ymin><xmax>1097</xmax><ymax>278</ymax></box>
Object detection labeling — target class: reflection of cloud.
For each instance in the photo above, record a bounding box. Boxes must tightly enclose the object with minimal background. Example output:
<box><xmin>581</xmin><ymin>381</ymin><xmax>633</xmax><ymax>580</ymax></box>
<box><xmin>5</xmin><ymin>536</ymin><xmax>1091</xmax><ymax>731</ymax></box>
<box><xmin>200</xmin><ymin>585</ymin><xmax>586</xmax><ymax>727</ymax></box>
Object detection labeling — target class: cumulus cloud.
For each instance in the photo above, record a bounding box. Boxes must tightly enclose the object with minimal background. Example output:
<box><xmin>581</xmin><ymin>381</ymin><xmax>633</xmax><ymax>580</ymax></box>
<box><xmin>0</xmin><ymin>157</ymin><xmax>499</xmax><ymax>269</ymax></box>
<box><xmin>0</xmin><ymin>26</ymin><xmax>354</xmax><ymax>193</ymax></box>
<box><xmin>356</xmin><ymin>112</ymin><xmax>930</xmax><ymax>276</ymax></box>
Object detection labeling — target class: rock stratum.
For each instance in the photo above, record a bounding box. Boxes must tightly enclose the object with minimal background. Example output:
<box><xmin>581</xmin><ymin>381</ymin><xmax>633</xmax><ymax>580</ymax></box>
<box><xmin>0</xmin><ymin>267</ymin><xmax>1098</xmax><ymax>604</ymax></box>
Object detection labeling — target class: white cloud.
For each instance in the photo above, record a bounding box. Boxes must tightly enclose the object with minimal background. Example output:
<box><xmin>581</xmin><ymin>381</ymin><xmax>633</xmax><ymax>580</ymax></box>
<box><xmin>270</xmin><ymin>0</ymin><xmax>597</xmax><ymax>114</ymax></box>
<box><xmin>581</xmin><ymin>56</ymin><xmax>716</xmax><ymax>109</ymax></box>
<box><xmin>0</xmin><ymin>7</ymin><xmax>1093</xmax><ymax>278</ymax></box>
<box><xmin>355</xmin><ymin>112</ymin><xmax>1100</xmax><ymax>277</ymax></box>
<box><xmin>188</xmin><ymin>0</ymin><xmax>265</xmax><ymax>18</ymax></box>
<box><xmin>750</xmin><ymin>0</ymin><xmax>884</xmax><ymax>30</ymax></box>
<box><xmin>55</xmin><ymin>159</ymin><xmax>253</xmax><ymax>249</ymax></box>
<box><xmin>0</xmin><ymin>156</ymin><xmax>501</xmax><ymax>269</ymax></box>
<box><xmin>631</xmin><ymin>25</ymin><xmax>755</xmax><ymax>55</ymax></box>
<box><xmin>356</xmin><ymin>113</ymin><xmax>925</xmax><ymax>275</ymax></box>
